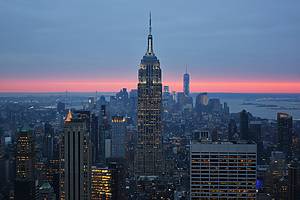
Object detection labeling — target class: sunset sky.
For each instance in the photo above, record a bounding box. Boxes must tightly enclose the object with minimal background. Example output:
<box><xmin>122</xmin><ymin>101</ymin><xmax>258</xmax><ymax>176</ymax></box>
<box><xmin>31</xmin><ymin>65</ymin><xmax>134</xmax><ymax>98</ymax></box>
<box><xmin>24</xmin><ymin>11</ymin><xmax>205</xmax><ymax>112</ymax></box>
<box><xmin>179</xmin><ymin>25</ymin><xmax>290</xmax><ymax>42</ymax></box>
<box><xmin>0</xmin><ymin>0</ymin><xmax>300</xmax><ymax>93</ymax></box>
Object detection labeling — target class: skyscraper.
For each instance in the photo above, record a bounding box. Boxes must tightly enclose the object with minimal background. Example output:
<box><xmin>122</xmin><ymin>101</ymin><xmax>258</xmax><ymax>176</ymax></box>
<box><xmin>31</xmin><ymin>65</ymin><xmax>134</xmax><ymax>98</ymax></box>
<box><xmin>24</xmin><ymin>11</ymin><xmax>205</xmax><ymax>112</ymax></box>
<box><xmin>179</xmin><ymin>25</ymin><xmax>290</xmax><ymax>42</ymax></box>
<box><xmin>15</xmin><ymin>128</ymin><xmax>35</xmax><ymax>200</ymax></box>
<box><xmin>111</xmin><ymin>116</ymin><xmax>127</xmax><ymax>158</ymax></box>
<box><xmin>135</xmin><ymin>14</ymin><xmax>163</xmax><ymax>176</ymax></box>
<box><xmin>240</xmin><ymin>109</ymin><xmax>249</xmax><ymax>141</ymax></box>
<box><xmin>60</xmin><ymin>110</ymin><xmax>91</xmax><ymax>200</ymax></box>
<box><xmin>190</xmin><ymin>141</ymin><xmax>257</xmax><ymax>199</ymax></box>
<box><xmin>43</xmin><ymin>122</ymin><xmax>54</xmax><ymax>160</ymax></box>
<box><xmin>277</xmin><ymin>112</ymin><xmax>293</xmax><ymax>157</ymax></box>
<box><xmin>183</xmin><ymin>67</ymin><xmax>190</xmax><ymax>96</ymax></box>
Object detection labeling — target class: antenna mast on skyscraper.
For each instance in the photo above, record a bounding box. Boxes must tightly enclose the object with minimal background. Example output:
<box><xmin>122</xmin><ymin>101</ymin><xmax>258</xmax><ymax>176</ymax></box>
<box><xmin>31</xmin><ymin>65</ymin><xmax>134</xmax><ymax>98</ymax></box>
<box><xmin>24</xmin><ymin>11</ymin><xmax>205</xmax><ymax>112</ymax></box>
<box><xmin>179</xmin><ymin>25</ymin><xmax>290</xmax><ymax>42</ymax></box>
<box><xmin>149</xmin><ymin>12</ymin><xmax>152</xmax><ymax>35</ymax></box>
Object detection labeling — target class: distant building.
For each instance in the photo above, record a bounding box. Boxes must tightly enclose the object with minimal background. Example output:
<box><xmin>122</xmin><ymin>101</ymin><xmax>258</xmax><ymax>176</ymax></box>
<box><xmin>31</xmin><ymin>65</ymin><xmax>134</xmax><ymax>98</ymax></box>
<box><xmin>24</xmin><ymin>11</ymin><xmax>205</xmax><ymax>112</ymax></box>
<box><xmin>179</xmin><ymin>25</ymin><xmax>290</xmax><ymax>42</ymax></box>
<box><xmin>195</xmin><ymin>93</ymin><xmax>208</xmax><ymax>112</ymax></box>
<box><xmin>43</xmin><ymin>122</ymin><xmax>54</xmax><ymax>160</ymax></box>
<box><xmin>111</xmin><ymin>116</ymin><xmax>127</xmax><ymax>158</ymax></box>
<box><xmin>228</xmin><ymin>119</ymin><xmax>237</xmax><ymax>141</ymax></box>
<box><xmin>59</xmin><ymin>110</ymin><xmax>91</xmax><ymax>200</ymax></box>
<box><xmin>208</xmin><ymin>98</ymin><xmax>222</xmax><ymax>113</ymax></box>
<box><xmin>190</xmin><ymin>141</ymin><xmax>257</xmax><ymax>199</ymax></box>
<box><xmin>277</xmin><ymin>112</ymin><xmax>293</xmax><ymax>157</ymax></box>
<box><xmin>240</xmin><ymin>109</ymin><xmax>249</xmax><ymax>141</ymax></box>
<box><xmin>15</xmin><ymin>128</ymin><xmax>35</xmax><ymax>200</ymax></box>
<box><xmin>183</xmin><ymin>67</ymin><xmax>190</xmax><ymax>96</ymax></box>
<box><xmin>57</xmin><ymin>101</ymin><xmax>65</xmax><ymax>114</ymax></box>
<box><xmin>98</xmin><ymin>105</ymin><xmax>110</xmax><ymax>163</ymax></box>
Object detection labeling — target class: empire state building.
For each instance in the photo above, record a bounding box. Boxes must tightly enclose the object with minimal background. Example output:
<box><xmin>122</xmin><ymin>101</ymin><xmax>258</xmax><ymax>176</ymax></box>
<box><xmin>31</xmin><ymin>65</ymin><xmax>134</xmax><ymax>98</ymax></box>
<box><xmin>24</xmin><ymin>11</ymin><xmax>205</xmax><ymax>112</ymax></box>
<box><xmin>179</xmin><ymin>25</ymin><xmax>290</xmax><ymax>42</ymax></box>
<box><xmin>135</xmin><ymin>14</ymin><xmax>163</xmax><ymax>177</ymax></box>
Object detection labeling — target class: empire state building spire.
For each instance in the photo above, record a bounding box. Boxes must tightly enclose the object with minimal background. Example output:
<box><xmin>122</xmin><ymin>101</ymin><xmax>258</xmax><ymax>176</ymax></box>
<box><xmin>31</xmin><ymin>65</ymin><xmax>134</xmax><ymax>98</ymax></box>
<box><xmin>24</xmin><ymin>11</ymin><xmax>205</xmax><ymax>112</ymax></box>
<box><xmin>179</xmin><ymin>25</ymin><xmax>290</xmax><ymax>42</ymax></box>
<box><xmin>146</xmin><ymin>12</ymin><xmax>154</xmax><ymax>56</ymax></box>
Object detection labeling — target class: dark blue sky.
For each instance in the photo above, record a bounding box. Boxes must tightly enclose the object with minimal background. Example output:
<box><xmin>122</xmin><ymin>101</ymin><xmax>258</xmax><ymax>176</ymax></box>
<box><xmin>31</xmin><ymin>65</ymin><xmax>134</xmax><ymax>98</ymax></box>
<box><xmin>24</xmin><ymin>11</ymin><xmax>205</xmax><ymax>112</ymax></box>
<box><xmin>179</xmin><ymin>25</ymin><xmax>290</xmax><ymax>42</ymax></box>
<box><xmin>0</xmin><ymin>0</ymin><xmax>300</xmax><ymax>87</ymax></box>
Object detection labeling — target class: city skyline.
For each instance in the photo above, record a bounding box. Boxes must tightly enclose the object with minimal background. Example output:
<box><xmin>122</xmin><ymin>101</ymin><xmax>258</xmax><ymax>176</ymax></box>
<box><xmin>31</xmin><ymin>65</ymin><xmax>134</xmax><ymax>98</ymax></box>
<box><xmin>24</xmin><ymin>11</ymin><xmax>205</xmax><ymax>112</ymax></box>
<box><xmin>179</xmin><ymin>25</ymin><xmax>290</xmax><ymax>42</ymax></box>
<box><xmin>1</xmin><ymin>0</ymin><xmax>300</xmax><ymax>93</ymax></box>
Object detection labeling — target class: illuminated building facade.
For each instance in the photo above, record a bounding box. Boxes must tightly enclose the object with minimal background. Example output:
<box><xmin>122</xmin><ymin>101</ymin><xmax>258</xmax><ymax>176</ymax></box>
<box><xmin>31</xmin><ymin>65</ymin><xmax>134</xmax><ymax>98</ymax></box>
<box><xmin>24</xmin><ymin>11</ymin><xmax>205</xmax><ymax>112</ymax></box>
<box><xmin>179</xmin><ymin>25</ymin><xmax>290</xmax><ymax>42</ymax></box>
<box><xmin>91</xmin><ymin>166</ymin><xmax>113</xmax><ymax>200</ymax></box>
<box><xmin>190</xmin><ymin>142</ymin><xmax>257</xmax><ymax>199</ymax></box>
<box><xmin>59</xmin><ymin>110</ymin><xmax>91</xmax><ymax>200</ymax></box>
<box><xmin>135</xmin><ymin>14</ymin><xmax>163</xmax><ymax>176</ymax></box>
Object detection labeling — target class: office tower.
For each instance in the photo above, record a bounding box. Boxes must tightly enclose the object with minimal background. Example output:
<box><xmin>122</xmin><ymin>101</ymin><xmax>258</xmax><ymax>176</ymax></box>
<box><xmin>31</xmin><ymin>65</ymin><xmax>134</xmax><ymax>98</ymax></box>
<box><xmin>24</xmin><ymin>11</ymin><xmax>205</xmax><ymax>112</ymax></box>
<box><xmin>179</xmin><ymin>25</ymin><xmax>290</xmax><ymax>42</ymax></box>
<box><xmin>15</xmin><ymin>128</ymin><xmax>35</xmax><ymax>200</ymax></box>
<box><xmin>240</xmin><ymin>109</ymin><xmax>249</xmax><ymax>141</ymax></box>
<box><xmin>268</xmin><ymin>151</ymin><xmax>288</xmax><ymax>199</ymax></box>
<box><xmin>195</xmin><ymin>92</ymin><xmax>208</xmax><ymax>112</ymax></box>
<box><xmin>60</xmin><ymin>110</ymin><xmax>91</xmax><ymax>200</ymax></box>
<box><xmin>91</xmin><ymin>165</ymin><xmax>113</xmax><ymax>200</ymax></box>
<box><xmin>135</xmin><ymin>14</ymin><xmax>163</xmax><ymax>176</ymax></box>
<box><xmin>288</xmin><ymin>161</ymin><xmax>300</xmax><ymax>200</ymax></box>
<box><xmin>111</xmin><ymin>116</ymin><xmax>127</xmax><ymax>158</ymax></box>
<box><xmin>98</xmin><ymin>105</ymin><xmax>110</xmax><ymax>163</ymax></box>
<box><xmin>190</xmin><ymin>141</ymin><xmax>257</xmax><ymax>199</ymax></box>
<box><xmin>37</xmin><ymin>182</ymin><xmax>56</xmax><ymax>200</ymax></box>
<box><xmin>183</xmin><ymin>67</ymin><xmax>190</xmax><ymax>96</ymax></box>
<box><xmin>277</xmin><ymin>112</ymin><xmax>293</xmax><ymax>157</ymax></box>
<box><xmin>223</xmin><ymin>102</ymin><xmax>230</xmax><ymax>116</ymax></box>
<box><xmin>177</xmin><ymin>92</ymin><xmax>193</xmax><ymax>111</ymax></box>
<box><xmin>90</xmin><ymin>113</ymin><xmax>99</xmax><ymax>164</ymax></box>
<box><xmin>249</xmin><ymin>121</ymin><xmax>264</xmax><ymax>163</ymax></box>
<box><xmin>43</xmin><ymin>122</ymin><xmax>54</xmax><ymax>160</ymax></box>
<box><xmin>208</xmin><ymin>98</ymin><xmax>222</xmax><ymax>113</ymax></box>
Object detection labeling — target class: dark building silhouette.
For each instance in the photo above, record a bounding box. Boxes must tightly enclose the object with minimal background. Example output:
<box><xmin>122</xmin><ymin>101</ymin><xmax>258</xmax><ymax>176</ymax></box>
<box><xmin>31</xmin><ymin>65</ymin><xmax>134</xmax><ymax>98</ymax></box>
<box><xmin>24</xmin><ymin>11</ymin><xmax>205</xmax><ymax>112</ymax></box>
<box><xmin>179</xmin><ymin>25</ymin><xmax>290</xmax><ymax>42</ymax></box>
<box><xmin>43</xmin><ymin>122</ymin><xmax>54</xmax><ymax>160</ymax></box>
<box><xmin>97</xmin><ymin>105</ymin><xmax>110</xmax><ymax>163</ymax></box>
<box><xmin>195</xmin><ymin>92</ymin><xmax>208</xmax><ymax>112</ymax></box>
<box><xmin>288</xmin><ymin>161</ymin><xmax>300</xmax><ymax>200</ymax></box>
<box><xmin>240</xmin><ymin>109</ymin><xmax>249</xmax><ymax>141</ymax></box>
<box><xmin>15</xmin><ymin>128</ymin><xmax>35</xmax><ymax>200</ymax></box>
<box><xmin>59</xmin><ymin>110</ymin><xmax>91</xmax><ymax>200</ymax></box>
<box><xmin>249</xmin><ymin>121</ymin><xmax>263</xmax><ymax>164</ymax></box>
<box><xmin>277</xmin><ymin>112</ymin><xmax>293</xmax><ymax>158</ymax></box>
<box><xmin>135</xmin><ymin>14</ymin><xmax>164</xmax><ymax>176</ymax></box>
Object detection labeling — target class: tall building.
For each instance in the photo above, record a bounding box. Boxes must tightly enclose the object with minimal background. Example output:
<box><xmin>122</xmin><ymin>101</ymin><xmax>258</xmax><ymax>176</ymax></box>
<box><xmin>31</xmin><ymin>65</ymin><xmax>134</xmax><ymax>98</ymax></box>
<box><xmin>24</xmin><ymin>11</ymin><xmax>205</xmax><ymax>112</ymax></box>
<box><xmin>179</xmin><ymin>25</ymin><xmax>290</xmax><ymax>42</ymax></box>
<box><xmin>60</xmin><ymin>110</ymin><xmax>91</xmax><ymax>200</ymax></box>
<box><xmin>97</xmin><ymin>105</ymin><xmax>110</xmax><ymax>163</ymax></box>
<box><xmin>111</xmin><ymin>116</ymin><xmax>127</xmax><ymax>158</ymax></box>
<box><xmin>195</xmin><ymin>92</ymin><xmax>208</xmax><ymax>112</ymax></box>
<box><xmin>277</xmin><ymin>112</ymin><xmax>293</xmax><ymax>157</ymax></box>
<box><xmin>190</xmin><ymin>141</ymin><xmax>257</xmax><ymax>199</ymax></box>
<box><xmin>135</xmin><ymin>14</ymin><xmax>163</xmax><ymax>176</ymax></box>
<box><xmin>183</xmin><ymin>67</ymin><xmax>190</xmax><ymax>96</ymax></box>
<box><xmin>43</xmin><ymin>122</ymin><xmax>54</xmax><ymax>160</ymax></box>
<box><xmin>15</xmin><ymin>128</ymin><xmax>35</xmax><ymax>200</ymax></box>
<box><xmin>240</xmin><ymin>109</ymin><xmax>249</xmax><ymax>141</ymax></box>
<box><xmin>249</xmin><ymin>121</ymin><xmax>264</xmax><ymax>163</ymax></box>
